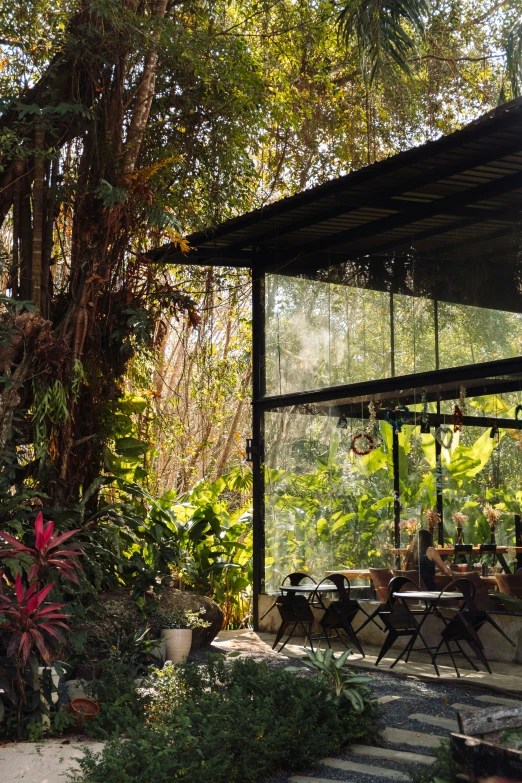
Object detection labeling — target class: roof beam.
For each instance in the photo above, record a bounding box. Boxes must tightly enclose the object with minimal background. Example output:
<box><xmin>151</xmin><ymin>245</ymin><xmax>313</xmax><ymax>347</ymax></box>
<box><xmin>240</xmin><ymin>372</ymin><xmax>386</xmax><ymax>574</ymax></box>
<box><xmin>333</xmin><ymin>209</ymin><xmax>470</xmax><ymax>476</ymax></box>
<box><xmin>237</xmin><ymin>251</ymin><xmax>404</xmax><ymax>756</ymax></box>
<box><xmin>284</xmin><ymin>168</ymin><xmax>522</xmax><ymax>258</ymax></box>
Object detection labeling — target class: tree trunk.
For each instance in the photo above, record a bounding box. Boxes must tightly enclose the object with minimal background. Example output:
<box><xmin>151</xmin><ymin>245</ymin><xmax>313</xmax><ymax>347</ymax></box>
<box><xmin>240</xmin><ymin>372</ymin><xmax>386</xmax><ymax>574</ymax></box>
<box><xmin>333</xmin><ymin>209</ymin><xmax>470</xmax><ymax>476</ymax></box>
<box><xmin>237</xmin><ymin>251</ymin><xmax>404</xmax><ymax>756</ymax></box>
<box><xmin>31</xmin><ymin>126</ymin><xmax>45</xmax><ymax>309</ymax></box>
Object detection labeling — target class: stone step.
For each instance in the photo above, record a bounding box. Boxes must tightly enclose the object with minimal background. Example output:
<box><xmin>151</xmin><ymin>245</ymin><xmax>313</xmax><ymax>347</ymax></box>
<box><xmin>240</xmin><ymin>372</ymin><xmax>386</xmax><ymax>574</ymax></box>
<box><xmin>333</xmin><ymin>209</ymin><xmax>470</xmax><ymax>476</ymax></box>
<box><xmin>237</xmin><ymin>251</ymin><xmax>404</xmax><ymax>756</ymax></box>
<box><xmin>475</xmin><ymin>694</ymin><xmax>522</xmax><ymax>707</ymax></box>
<box><xmin>408</xmin><ymin>712</ymin><xmax>458</xmax><ymax>731</ymax></box>
<box><xmin>377</xmin><ymin>694</ymin><xmax>402</xmax><ymax>705</ymax></box>
<box><xmin>383</xmin><ymin>726</ymin><xmax>444</xmax><ymax>749</ymax></box>
<box><xmin>290</xmin><ymin>778</ymin><xmax>351</xmax><ymax>783</ymax></box>
<box><xmin>348</xmin><ymin>744</ymin><xmax>434</xmax><ymax>766</ymax></box>
<box><xmin>321</xmin><ymin>757</ymin><xmax>409</xmax><ymax>780</ymax></box>
<box><xmin>451</xmin><ymin>703</ymin><xmax>481</xmax><ymax>712</ymax></box>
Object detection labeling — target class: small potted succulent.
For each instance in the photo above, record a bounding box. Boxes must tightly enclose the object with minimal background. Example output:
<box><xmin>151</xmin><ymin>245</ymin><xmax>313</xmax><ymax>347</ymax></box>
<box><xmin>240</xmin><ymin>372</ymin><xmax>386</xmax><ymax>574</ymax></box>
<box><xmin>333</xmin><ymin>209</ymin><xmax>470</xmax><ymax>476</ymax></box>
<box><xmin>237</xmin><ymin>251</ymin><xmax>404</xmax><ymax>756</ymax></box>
<box><xmin>151</xmin><ymin>608</ymin><xmax>210</xmax><ymax>664</ymax></box>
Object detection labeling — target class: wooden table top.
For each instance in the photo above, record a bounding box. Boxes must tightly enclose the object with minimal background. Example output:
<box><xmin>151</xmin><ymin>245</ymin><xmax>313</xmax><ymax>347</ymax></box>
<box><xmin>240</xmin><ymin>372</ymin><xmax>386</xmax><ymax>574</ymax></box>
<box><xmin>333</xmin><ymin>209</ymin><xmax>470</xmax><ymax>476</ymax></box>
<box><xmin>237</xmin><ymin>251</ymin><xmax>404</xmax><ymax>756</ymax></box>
<box><xmin>325</xmin><ymin>569</ymin><xmax>372</xmax><ymax>580</ymax></box>
<box><xmin>393</xmin><ymin>590</ymin><xmax>464</xmax><ymax>601</ymax></box>
<box><xmin>390</xmin><ymin>546</ymin><xmax>522</xmax><ymax>555</ymax></box>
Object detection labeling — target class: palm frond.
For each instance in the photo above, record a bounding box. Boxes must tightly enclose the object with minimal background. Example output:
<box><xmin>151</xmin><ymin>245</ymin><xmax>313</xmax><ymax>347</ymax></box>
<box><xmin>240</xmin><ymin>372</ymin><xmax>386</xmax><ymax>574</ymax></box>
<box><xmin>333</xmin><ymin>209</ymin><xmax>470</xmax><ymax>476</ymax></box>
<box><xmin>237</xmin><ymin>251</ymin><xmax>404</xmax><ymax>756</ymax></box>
<box><xmin>337</xmin><ymin>0</ymin><xmax>428</xmax><ymax>84</ymax></box>
<box><xmin>506</xmin><ymin>20</ymin><xmax>522</xmax><ymax>99</ymax></box>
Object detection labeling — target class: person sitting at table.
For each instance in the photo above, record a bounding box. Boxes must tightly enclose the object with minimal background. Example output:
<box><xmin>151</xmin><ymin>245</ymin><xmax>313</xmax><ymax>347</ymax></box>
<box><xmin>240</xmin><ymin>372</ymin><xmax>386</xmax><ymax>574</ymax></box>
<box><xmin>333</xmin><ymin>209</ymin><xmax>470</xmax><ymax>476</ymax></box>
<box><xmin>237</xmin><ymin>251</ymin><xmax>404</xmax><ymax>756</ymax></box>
<box><xmin>404</xmin><ymin>529</ymin><xmax>453</xmax><ymax>590</ymax></box>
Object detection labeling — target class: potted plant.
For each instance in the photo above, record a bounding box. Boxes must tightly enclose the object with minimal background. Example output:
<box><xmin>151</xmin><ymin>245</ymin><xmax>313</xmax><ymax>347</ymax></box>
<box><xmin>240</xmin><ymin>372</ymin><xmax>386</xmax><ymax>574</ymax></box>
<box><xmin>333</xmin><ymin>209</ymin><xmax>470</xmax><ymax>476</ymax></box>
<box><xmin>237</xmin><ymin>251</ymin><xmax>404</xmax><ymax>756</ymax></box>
<box><xmin>151</xmin><ymin>608</ymin><xmax>210</xmax><ymax>664</ymax></box>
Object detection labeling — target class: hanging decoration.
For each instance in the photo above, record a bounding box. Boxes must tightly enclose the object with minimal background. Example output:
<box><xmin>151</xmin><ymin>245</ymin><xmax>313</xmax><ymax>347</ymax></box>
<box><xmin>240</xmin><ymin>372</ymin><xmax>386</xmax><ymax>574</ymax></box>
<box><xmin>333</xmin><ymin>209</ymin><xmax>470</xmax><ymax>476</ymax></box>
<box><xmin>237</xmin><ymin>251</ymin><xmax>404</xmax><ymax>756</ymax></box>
<box><xmin>367</xmin><ymin>401</ymin><xmax>377</xmax><ymax>432</ymax></box>
<box><xmin>420</xmin><ymin>392</ymin><xmax>430</xmax><ymax>434</ymax></box>
<box><xmin>515</xmin><ymin>404</ymin><xmax>522</xmax><ymax>421</ymax></box>
<box><xmin>336</xmin><ymin>414</ymin><xmax>348</xmax><ymax>429</ymax></box>
<box><xmin>451</xmin><ymin>404</ymin><xmax>464</xmax><ymax>432</ymax></box>
<box><xmin>425</xmin><ymin>508</ymin><xmax>441</xmax><ymax>534</ymax></box>
<box><xmin>350</xmin><ymin>432</ymin><xmax>375</xmax><ymax>456</ymax></box>
<box><xmin>385</xmin><ymin>404</ymin><xmax>411</xmax><ymax>433</ymax></box>
<box><xmin>434</xmin><ymin>425</ymin><xmax>453</xmax><ymax>449</ymax></box>
<box><xmin>458</xmin><ymin>385</ymin><xmax>467</xmax><ymax>416</ymax></box>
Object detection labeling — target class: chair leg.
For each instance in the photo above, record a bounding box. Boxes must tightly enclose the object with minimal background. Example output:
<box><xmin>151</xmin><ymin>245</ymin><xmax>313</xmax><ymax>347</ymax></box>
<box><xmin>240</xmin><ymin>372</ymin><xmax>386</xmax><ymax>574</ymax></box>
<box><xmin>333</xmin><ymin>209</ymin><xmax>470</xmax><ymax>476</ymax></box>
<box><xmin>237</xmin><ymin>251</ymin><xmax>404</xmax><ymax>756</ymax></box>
<box><xmin>356</xmin><ymin>605</ymin><xmax>385</xmax><ymax>633</ymax></box>
<box><xmin>454</xmin><ymin>640</ymin><xmax>479</xmax><ymax>671</ymax></box>
<box><xmin>337</xmin><ymin>622</ymin><xmax>365</xmax><ymax>657</ymax></box>
<box><xmin>276</xmin><ymin>622</ymin><xmax>297</xmax><ymax>652</ymax></box>
<box><xmin>273</xmin><ymin>620</ymin><xmax>289</xmax><ymax>649</ymax></box>
<box><xmin>298</xmin><ymin>619</ymin><xmax>314</xmax><ymax>652</ymax></box>
<box><xmin>469</xmin><ymin>640</ymin><xmax>492</xmax><ymax>674</ymax></box>
<box><xmin>445</xmin><ymin>641</ymin><xmax>460</xmax><ymax>678</ymax></box>
<box><xmin>486</xmin><ymin>616</ymin><xmax>516</xmax><ymax>647</ymax></box>
<box><xmin>375</xmin><ymin>630</ymin><xmax>398</xmax><ymax>665</ymax></box>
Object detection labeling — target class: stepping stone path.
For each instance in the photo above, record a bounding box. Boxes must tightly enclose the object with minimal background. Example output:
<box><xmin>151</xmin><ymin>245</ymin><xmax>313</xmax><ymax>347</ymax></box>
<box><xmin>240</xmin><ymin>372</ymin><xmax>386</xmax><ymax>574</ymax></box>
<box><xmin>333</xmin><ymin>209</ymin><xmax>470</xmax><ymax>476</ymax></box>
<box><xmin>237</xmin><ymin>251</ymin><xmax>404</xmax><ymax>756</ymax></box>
<box><xmin>269</xmin><ymin>674</ymin><xmax>522</xmax><ymax>783</ymax></box>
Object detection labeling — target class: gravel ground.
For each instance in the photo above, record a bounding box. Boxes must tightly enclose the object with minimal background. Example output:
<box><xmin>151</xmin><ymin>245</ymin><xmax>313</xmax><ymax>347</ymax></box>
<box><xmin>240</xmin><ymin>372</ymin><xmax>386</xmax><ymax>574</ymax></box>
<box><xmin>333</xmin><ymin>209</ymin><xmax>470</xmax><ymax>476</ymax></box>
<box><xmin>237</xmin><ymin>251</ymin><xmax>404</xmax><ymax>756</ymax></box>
<box><xmin>188</xmin><ymin>641</ymin><xmax>520</xmax><ymax>783</ymax></box>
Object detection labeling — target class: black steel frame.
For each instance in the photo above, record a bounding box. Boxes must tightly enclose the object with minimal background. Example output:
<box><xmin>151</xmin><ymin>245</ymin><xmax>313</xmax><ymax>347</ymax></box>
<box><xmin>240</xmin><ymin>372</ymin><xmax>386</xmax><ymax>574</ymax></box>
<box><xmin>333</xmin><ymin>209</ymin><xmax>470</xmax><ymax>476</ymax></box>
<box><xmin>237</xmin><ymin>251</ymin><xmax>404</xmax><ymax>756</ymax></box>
<box><xmin>252</xmin><ymin>270</ymin><xmax>522</xmax><ymax>628</ymax></box>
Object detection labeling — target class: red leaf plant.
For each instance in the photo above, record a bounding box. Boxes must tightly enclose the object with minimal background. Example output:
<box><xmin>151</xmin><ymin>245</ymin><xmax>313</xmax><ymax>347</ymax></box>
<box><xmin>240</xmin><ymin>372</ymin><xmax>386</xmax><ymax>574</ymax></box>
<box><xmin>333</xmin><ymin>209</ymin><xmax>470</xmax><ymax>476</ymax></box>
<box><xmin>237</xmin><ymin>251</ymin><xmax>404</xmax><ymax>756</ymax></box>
<box><xmin>0</xmin><ymin>573</ymin><xmax>70</xmax><ymax>665</ymax></box>
<box><xmin>0</xmin><ymin>512</ymin><xmax>83</xmax><ymax>584</ymax></box>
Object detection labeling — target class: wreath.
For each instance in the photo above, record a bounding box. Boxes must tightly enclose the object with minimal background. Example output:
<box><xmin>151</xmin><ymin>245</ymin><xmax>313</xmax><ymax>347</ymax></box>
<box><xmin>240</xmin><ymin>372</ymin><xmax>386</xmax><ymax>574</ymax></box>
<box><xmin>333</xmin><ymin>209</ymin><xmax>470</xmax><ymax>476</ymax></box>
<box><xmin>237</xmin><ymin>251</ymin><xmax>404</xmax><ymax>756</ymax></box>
<box><xmin>351</xmin><ymin>432</ymin><xmax>375</xmax><ymax>456</ymax></box>
<box><xmin>451</xmin><ymin>404</ymin><xmax>463</xmax><ymax>432</ymax></box>
<box><xmin>435</xmin><ymin>425</ymin><xmax>453</xmax><ymax>449</ymax></box>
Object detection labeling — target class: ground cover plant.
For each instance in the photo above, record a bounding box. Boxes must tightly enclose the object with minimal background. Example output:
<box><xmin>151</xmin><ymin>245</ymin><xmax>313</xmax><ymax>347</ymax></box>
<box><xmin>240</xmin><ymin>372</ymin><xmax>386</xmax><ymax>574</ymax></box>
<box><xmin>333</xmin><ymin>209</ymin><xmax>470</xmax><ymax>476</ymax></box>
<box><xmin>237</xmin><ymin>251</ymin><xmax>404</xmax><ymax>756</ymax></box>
<box><xmin>75</xmin><ymin>654</ymin><xmax>380</xmax><ymax>783</ymax></box>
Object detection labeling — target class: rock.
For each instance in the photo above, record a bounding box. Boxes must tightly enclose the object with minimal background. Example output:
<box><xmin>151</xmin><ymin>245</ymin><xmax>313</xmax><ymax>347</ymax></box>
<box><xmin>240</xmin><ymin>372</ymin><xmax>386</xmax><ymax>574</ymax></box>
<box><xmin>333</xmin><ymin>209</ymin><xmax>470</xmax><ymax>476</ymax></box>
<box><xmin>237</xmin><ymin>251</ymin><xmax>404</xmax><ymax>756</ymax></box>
<box><xmin>157</xmin><ymin>588</ymin><xmax>223</xmax><ymax>649</ymax></box>
<box><xmin>66</xmin><ymin>679</ymin><xmax>88</xmax><ymax>701</ymax></box>
<box><xmin>82</xmin><ymin>588</ymin><xmax>144</xmax><ymax>650</ymax></box>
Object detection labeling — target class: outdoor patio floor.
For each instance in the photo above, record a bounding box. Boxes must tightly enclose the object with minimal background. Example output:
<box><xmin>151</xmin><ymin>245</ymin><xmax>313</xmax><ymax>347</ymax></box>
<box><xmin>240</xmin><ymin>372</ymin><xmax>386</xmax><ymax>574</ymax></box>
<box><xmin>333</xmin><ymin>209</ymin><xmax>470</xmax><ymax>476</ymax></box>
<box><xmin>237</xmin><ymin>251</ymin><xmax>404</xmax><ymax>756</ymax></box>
<box><xmin>214</xmin><ymin>629</ymin><xmax>522</xmax><ymax>696</ymax></box>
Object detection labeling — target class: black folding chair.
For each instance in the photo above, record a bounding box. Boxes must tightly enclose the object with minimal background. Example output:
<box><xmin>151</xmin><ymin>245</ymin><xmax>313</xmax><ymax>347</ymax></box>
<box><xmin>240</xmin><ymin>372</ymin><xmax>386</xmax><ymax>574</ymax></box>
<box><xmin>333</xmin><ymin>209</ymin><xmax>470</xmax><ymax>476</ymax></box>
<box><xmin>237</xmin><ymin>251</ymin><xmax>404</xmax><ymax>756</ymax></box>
<box><xmin>259</xmin><ymin>572</ymin><xmax>316</xmax><ymax>621</ymax></box>
<box><xmin>453</xmin><ymin>544</ymin><xmax>472</xmax><ymax>566</ymax></box>
<box><xmin>272</xmin><ymin>592</ymin><xmax>316</xmax><ymax>652</ymax></box>
<box><xmin>432</xmin><ymin>579</ymin><xmax>495</xmax><ymax>676</ymax></box>
<box><xmin>310</xmin><ymin>575</ymin><xmax>366</xmax><ymax>656</ymax></box>
<box><xmin>374</xmin><ymin>576</ymin><xmax>434</xmax><ymax>670</ymax></box>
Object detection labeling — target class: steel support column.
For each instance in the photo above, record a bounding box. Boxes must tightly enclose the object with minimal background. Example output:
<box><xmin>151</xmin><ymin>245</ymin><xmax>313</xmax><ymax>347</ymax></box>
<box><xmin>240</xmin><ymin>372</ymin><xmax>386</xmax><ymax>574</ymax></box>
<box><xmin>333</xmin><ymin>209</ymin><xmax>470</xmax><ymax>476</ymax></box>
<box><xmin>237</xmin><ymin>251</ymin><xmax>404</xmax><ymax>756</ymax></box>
<box><xmin>252</xmin><ymin>270</ymin><xmax>265</xmax><ymax>630</ymax></box>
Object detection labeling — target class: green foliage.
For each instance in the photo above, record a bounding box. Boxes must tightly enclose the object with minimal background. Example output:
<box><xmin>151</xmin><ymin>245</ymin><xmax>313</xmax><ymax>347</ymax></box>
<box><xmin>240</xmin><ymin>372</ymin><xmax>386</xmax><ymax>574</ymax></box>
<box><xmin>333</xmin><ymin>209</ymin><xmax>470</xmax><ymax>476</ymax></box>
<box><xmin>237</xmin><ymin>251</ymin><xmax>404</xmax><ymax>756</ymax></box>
<box><xmin>408</xmin><ymin>740</ymin><xmax>464</xmax><ymax>783</ymax></box>
<box><xmin>338</xmin><ymin>0</ymin><xmax>428</xmax><ymax>83</ymax></box>
<box><xmin>74</xmin><ymin>656</ymin><xmax>379</xmax><ymax>782</ymax></box>
<box><xmin>297</xmin><ymin>648</ymin><xmax>373</xmax><ymax>711</ymax></box>
<box><xmin>149</xmin><ymin>608</ymin><xmax>210</xmax><ymax>631</ymax></box>
<box><xmin>84</xmin><ymin>660</ymin><xmax>146</xmax><ymax>739</ymax></box>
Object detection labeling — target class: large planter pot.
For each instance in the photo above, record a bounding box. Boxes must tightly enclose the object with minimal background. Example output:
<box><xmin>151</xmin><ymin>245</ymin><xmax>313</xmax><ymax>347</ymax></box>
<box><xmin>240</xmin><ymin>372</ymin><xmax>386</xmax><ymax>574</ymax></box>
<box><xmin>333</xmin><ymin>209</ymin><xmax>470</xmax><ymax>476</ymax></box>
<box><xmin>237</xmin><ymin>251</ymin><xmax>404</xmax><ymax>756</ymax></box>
<box><xmin>161</xmin><ymin>628</ymin><xmax>192</xmax><ymax>663</ymax></box>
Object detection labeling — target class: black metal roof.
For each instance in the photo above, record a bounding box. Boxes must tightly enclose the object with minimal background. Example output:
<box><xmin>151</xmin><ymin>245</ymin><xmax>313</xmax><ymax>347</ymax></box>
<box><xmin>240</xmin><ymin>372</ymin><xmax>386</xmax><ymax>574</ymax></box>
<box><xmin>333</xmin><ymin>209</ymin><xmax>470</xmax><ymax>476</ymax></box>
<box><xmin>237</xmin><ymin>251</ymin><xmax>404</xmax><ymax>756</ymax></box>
<box><xmin>147</xmin><ymin>97</ymin><xmax>522</xmax><ymax>273</ymax></box>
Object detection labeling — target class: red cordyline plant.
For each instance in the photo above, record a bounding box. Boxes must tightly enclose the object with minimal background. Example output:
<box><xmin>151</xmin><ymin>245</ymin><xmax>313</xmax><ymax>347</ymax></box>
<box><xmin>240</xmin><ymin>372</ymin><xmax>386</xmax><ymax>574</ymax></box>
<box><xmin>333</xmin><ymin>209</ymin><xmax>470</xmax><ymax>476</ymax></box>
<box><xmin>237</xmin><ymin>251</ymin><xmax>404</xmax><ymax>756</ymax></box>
<box><xmin>0</xmin><ymin>574</ymin><xmax>70</xmax><ymax>664</ymax></box>
<box><xmin>0</xmin><ymin>512</ymin><xmax>83</xmax><ymax>584</ymax></box>
<box><xmin>0</xmin><ymin>513</ymin><xmax>83</xmax><ymax>666</ymax></box>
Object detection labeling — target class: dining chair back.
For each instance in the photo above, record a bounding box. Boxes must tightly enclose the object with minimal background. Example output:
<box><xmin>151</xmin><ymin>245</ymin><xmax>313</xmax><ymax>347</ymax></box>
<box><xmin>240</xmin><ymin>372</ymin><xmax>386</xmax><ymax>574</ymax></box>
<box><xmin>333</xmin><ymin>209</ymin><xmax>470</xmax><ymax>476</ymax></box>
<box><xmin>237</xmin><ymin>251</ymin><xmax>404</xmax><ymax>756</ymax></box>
<box><xmin>312</xmin><ymin>576</ymin><xmax>365</xmax><ymax>656</ymax></box>
<box><xmin>374</xmin><ymin>576</ymin><xmax>427</xmax><ymax>667</ymax></box>
<box><xmin>431</xmin><ymin>578</ymin><xmax>493</xmax><ymax>676</ymax></box>
<box><xmin>272</xmin><ymin>592</ymin><xmax>315</xmax><ymax>653</ymax></box>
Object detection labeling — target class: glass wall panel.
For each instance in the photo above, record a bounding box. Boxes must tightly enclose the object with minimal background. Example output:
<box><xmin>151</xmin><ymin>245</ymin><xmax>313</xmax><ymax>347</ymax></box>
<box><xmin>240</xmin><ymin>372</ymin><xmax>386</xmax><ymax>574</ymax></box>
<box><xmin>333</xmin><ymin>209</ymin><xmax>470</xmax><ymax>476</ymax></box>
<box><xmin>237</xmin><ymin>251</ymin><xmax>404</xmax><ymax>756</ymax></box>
<box><xmin>264</xmin><ymin>391</ymin><xmax>522</xmax><ymax>589</ymax></box>
<box><xmin>265</xmin><ymin>262</ymin><xmax>522</xmax><ymax>397</ymax></box>
<box><xmin>264</xmin><ymin>407</ymin><xmax>396</xmax><ymax>593</ymax></box>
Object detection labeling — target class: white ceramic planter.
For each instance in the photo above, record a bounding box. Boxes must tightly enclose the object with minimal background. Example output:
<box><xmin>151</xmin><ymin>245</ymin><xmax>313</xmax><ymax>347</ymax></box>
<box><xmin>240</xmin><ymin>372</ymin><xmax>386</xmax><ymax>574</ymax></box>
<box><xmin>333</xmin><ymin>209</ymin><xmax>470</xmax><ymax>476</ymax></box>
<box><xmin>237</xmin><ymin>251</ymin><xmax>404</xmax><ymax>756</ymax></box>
<box><xmin>161</xmin><ymin>628</ymin><xmax>192</xmax><ymax>664</ymax></box>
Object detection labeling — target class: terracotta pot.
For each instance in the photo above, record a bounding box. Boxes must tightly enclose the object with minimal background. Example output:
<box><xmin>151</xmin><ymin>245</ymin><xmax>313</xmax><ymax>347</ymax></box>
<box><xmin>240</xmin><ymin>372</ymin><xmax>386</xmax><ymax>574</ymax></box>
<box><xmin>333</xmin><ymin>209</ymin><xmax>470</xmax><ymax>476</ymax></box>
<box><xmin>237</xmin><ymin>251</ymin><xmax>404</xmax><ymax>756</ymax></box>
<box><xmin>161</xmin><ymin>628</ymin><xmax>192</xmax><ymax>664</ymax></box>
<box><xmin>71</xmin><ymin>697</ymin><xmax>100</xmax><ymax>729</ymax></box>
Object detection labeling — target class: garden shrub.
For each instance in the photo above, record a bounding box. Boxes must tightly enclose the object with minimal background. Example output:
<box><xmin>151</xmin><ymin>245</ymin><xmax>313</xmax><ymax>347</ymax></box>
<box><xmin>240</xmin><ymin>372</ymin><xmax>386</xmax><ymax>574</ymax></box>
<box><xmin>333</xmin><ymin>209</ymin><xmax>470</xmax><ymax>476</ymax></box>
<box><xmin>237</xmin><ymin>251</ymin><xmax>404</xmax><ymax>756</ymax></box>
<box><xmin>75</xmin><ymin>656</ymin><xmax>380</xmax><ymax>783</ymax></box>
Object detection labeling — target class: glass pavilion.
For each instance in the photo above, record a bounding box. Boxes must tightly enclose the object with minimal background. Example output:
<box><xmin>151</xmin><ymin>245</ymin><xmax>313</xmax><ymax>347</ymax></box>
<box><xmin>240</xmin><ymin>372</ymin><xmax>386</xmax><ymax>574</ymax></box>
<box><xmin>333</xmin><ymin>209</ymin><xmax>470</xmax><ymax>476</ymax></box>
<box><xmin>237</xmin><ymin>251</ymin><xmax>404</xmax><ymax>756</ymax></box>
<box><xmin>149</xmin><ymin>98</ymin><xmax>522</xmax><ymax>625</ymax></box>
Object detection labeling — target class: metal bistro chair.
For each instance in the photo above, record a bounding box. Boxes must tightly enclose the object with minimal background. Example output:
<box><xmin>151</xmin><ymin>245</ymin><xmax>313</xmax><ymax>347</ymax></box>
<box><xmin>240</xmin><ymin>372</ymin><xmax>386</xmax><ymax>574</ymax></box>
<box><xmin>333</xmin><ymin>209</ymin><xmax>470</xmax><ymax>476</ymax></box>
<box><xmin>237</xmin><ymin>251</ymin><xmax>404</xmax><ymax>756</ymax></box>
<box><xmin>374</xmin><ymin>576</ymin><xmax>432</xmax><ymax>670</ymax></box>
<box><xmin>431</xmin><ymin>579</ymin><xmax>497</xmax><ymax>676</ymax></box>
<box><xmin>272</xmin><ymin>591</ymin><xmax>316</xmax><ymax>653</ymax></box>
<box><xmin>310</xmin><ymin>575</ymin><xmax>366</xmax><ymax>656</ymax></box>
<box><xmin>259</xmin><ymin>571</ymin><xmax>317</xmax><ymax>622</ymax></box>
<box><xmin>453</xmin><ymin>544</ymin><xmax>473</xmax><ymax>566</ymax></box>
